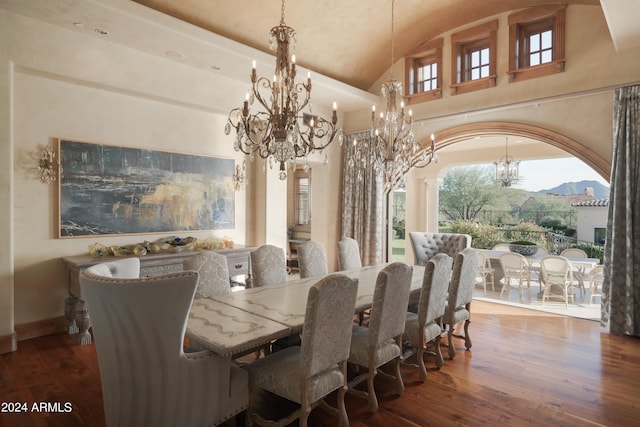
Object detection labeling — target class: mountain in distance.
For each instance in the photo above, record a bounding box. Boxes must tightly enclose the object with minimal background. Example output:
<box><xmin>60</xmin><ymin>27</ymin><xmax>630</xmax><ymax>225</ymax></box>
<box><xmin>536</xmin><ymin>180</ymin><xmax>610</xmax><ymax>199</ymax></box>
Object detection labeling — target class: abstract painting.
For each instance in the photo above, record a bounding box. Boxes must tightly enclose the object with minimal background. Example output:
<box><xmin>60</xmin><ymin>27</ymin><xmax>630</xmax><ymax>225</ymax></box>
<box><xmin>58</xmin><ymin>139</ymin><xmax>234</xmax><ymax>237</ymax></box>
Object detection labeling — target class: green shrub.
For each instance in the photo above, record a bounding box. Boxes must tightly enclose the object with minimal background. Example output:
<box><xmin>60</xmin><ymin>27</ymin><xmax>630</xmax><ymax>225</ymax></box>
<box><xmin>448</xmin><ymin>220</ymin><xmax>548</xmax><ymax>250</ymax></box>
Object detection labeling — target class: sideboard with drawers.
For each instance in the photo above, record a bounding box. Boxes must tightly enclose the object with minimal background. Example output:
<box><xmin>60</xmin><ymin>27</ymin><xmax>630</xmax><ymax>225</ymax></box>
<box><xmin>61</xmin><ymin>245</ymin><xmax>256</xmax><ymax>345</ymax></box>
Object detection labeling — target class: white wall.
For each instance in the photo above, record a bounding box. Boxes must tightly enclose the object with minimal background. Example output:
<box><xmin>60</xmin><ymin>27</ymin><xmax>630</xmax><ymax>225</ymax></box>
<box><xmin>0</xmin><ymin>9</ymin><xmax>251</xmax><ymax>336</ymax></box>
<box><xmin>576</xmin><ymin>206</ymin><xmax>609</xmax><ymax>243</ymax></box>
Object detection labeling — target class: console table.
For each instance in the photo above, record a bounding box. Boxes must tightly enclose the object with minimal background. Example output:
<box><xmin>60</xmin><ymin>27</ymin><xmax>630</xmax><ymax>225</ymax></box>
<box><xmin>62</xmin><ymin>245</ymin><xmax>257</xmax><ymax>345</ymax></box>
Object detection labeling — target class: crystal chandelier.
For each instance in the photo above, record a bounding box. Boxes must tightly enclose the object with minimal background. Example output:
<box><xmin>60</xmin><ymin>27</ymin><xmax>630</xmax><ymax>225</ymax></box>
<box><xmin>364</xmin><ymin>0</ymin><xmax>437</xmax><ymax>190</ymax></box>
<box><xmin>225</xmin><ymin>0</ymin><xmax>342</xmax><ymax>180</ymax></box>
<box><xmin>494</xmin><ymin>137</ymin><xmax>520</xmax><ymax>187</ymax></box>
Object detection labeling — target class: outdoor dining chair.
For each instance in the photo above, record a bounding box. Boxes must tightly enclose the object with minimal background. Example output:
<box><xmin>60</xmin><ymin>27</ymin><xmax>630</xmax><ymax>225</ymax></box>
<box><xmin>541</xmin><ymin>255</ymin><xmax>575</xmax><ymax>309</ymax></box>
<box><xmin>499</xmin><ymin>252</ymin><xmax>530</xmax><ymax>299</ymax></box>
<box><xmin>560</xmin><ymin>248</ymin><xmax>589</xmax><ymax>297</ymax></box>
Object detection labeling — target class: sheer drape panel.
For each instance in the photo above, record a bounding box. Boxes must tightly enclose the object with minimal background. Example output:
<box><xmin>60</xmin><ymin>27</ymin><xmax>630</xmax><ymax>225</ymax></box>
<box><xmin>602</xmin><ymin>85</ymin><xmax>640</xmax><ymax>336</ymax></box>
<box><xmin>341</xmin><ymin>131</ymin><xmax>384</xmax><ymax>266</ymax></box>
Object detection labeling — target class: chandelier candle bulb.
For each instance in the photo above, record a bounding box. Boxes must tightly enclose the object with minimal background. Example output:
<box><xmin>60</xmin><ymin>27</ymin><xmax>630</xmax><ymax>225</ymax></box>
<box><xmin>225</xmin><ymin>0</ymin><xmax>341</xmax><ymax>180</ymax></box>
<box><xmin>353</xmin><ymin>0</ymin><xmax>438</xmax><ymax>189</ymax></box>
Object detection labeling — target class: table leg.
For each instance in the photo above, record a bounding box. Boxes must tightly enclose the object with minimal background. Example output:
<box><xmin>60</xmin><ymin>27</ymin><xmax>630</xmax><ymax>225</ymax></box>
<box><xmin>74</xmin><ymin>300</ymin><xmax>92</xmax><ymax>346</ymax></box>
<box><xmin>65</xmin><ymin>295</ymin><xmax>79</xmax><ymax>335</ymax></box>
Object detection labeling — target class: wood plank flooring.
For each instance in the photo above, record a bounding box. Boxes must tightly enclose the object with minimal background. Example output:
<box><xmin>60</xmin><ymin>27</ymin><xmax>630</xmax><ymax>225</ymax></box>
<box><xmin>2</xmin><ymin>300</ymin><xmax>640</xmax><ymax>427</ymax></box>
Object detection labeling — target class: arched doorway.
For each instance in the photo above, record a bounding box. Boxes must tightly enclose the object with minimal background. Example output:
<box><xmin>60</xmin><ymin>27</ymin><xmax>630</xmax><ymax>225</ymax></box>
<box><xmin>401</xmin><ymin>121</ymin><xmax>611</xmax><ymax>263</ymax></box>
<box><xmin>431</xmin><ymin>121</ymin><xmax>610</xmax><ymax>180</ymax></box>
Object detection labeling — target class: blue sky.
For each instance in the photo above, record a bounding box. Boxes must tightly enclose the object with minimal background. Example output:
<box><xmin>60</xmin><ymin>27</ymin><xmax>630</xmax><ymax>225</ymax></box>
<box><xmin>510</xmin><ymin>158</ymin><xmax>609</xmax><ymax>192</ymax></box>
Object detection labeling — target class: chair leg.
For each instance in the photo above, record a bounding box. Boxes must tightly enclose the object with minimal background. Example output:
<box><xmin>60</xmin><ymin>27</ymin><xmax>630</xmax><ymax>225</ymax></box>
<box><xmin>393</xmin><ymin>357</ymin><xmax>404</xmax><ymax>395</ymax></box>
<box><xmin>417</xmin><ymin>346</ymin><xmax>427</xmax><ymax>382</ymax></box>
<box><xmin>499</xmin><ymin>276</ymin><xmax>508</xmax><ymax>297</ymax></box>
<box><xmin>337</xmin><ymin>386</ymin><xmax>349</xmax><ymax>427</ymax></box>
<box><xmin>447</xmin><ymin>328</ymin><xmax>456</xmax><ymax>359</ymax></box>
<box><xmin>300</xmin><ymin>398</ymin><xmax>311</xmax><ymax>427</ymax></box>
<box><xmin>367</xmin><ymin>369</ymin><xmax>378</xmax><ymax>413</ymax></box>
<box><xmin>463</xmin><ymin>318</ymin><xmax>472</xmax><ymax>349</ymax></box>
<box><xmin>434</xmin><ymin>335</ymin><xmax>444</xmax><ymax>368</ymax></box>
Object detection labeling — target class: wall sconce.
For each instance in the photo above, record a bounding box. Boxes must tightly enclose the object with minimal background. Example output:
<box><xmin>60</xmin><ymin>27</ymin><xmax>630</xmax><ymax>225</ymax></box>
<box><xmin>233</xmin><ymin>160</ymin><xmax>247</xmax><ymax>191</ymax></box>
<box><xmin>38</xmin><ymin>142</ymin><xmax>58</xmax><ymax>184</ymax></box>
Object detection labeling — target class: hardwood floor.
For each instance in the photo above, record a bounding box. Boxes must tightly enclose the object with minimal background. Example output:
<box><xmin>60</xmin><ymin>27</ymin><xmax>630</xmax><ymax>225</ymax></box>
<box><xmin>2</xmin><ymin>300</ymin><xmax>640</xmax><ymax>427</ymax></box>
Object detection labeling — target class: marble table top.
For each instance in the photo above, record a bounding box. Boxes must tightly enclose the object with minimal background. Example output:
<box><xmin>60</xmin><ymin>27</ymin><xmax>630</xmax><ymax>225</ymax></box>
<box><xmin>186</xmin><ymin>298</ymin><xmax>292</xmax><ymax>358</ymax></box>
<box><xmin>186</xmin><ymin>264</ymin><xmax>425</xmax><ymax>358</ymax></box>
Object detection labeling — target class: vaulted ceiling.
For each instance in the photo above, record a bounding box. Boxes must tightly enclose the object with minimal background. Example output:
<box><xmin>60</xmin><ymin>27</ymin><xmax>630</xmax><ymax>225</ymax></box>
<box><xmin>131</xmin><ymin>0</ymin><xmax>635</xmax><ymax>92</ymax></box>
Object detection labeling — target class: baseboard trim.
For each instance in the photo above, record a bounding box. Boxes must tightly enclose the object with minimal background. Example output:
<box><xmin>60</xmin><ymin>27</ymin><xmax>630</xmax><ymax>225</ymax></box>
<box><xmin>15</xmin><ymin>316</ymin><xmax>68</xmax><ymax>342</ymax></box>
<box><xmin>0</xmin><ymin>332</ymin><xmax>17</xmax><ymax>354</ymax></box>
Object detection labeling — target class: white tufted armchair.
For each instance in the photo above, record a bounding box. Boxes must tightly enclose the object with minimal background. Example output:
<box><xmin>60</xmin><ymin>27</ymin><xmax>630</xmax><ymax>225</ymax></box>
<box><xmin>409</xmin><ymin>232</ymin><xmax>472</xmax><ymax>266</ymax></box>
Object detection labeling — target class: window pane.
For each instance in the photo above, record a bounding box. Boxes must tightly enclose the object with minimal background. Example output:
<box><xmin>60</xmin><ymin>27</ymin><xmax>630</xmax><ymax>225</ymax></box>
<box><xmin>530</xmin><ymin>34</ymin><xmax>540</xmax><ymax>51</ymax></box>
<box><xmin>541</xmin><ymin>49</ymin><xmax>552</xmax><ymax>63</ymax></box>
<box><xmin>471</xmin><ymin>68</ymin><xmax>479</xmax><ymax>80</ymax></box>
<box><xmin>481</xmin><ymin>65</ymin><xmax>489</xmax><ymax>77</ymax></box>
<box><xmin>295</xmin><ymin>174</ymin><xmax>311</xmax><ymax>226</ymax></box>
<box><xmin>480</xmin><ymin>48</ymin><xmax>489</xmax><ymax>65</ymax></box>
<box><xmin>471</xmin><ymin>50</ymin><xmax>480</xmax><ymax>67</ymax></box>
<box><xmin>423</xmin><ymin>66</ymin><xmax>432</xmax><ymax>79</ymax></box>
<box><xmin>530</xmin><ymin>53</ymin><xmax>540</xmax><ymax>66</ymax></box>
<box><xmin>541</xmin><ymin>30</ymin><xmax>553</xmax><ymax>49</ymax></box>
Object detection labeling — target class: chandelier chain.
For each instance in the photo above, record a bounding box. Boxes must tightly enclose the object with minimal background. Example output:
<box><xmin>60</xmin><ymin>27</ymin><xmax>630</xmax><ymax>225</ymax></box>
<box><xmin>280</xmin><ymin>0</ymin><xmax>286</xmax><ymax>26</ymax></box>
<box><xmin>348</xmin><ymin>0</ymin><xmax>437</xmax><ymax>191</ymax></box>
<box><xmin>390</xmin><ymin>0</ymin><xmax>395</xmax><ymax>80</ymax></box>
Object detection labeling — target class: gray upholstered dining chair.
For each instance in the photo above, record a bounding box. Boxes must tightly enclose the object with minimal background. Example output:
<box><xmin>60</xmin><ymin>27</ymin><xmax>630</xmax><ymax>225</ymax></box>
<box><xmin>298</xmin><ymin>240</ymin><xmax>328</xmax><ymax>278</ymax></box>
<box><xmin>347</xmin><ymin>262</ymin><xmax>413</xmax><ymax>413</ymax></box>
<box><xmin>244</xmin><ymin>273</ymin><xmax>358</xmax><ymax>427</ymax></box>
<box><xmin>250</xmin><ymin>244</ymin><xmax>288</xmax><ymax>287</ymax></box>
<box><xmin>80</xmin><ymin>259</ymin><xmax>248</xmax><ymax>427</ymax></box>
<box><xmin>409</xmin><ymin>232</ymin><xmax>471</xmax><ymax>265</ymax></box>
<box><xmin>183</xmin><ymin>250</ymin><xmax>231</xmax><ymax>297</ymax></box>
<box><xmin>403</xmin><ymin>253</ymin><xmax>453</xmax><ymax>381</ymax></box>
<box><xmin>337</xmin><ymin>237</ymin><xmax>362</xmax><ymax>271</ymax></box>
<box><xmin>443</xmin><ymin>248</ymin><xmax>478</xmax><ymax>360</ymax></box>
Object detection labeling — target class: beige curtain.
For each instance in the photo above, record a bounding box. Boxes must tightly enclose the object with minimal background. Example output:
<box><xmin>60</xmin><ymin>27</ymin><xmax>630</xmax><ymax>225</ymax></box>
<box><xmin>601</xmin><ymin>85</ymin><xmax>640</xmax><ymax>335</ymax></box>
<box><xmin>340</xmin><ymin>131</ymin><xmax>384</xmax><ymax>266</ymax></box>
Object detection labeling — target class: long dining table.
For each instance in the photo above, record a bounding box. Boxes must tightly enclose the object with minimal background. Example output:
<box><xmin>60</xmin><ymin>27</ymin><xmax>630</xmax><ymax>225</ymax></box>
<box><xmin>186</xmin><ymin>264</ymin><xmax>425</xmax><ymax>358</ymax></box>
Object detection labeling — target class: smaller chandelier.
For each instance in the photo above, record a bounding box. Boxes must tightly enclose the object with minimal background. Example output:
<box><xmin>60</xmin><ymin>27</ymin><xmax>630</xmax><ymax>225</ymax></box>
<box><xmin>364</xmin><ymin>0</ymin><xmax>436</xmax><ymax>190</ymax></box>
<box><xmin>225</xmin><ymin>0</ymin><xmax>342</xmax><ymax>180</ymax></box>
<box><xmin>494</xmin><ymin>137</ymin><xmax>520</xmax><ymax>187</ymax></box>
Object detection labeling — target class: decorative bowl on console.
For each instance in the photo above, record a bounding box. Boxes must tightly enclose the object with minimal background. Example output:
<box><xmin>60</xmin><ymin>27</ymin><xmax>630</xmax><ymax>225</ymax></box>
<box><xmin>508</xmin><ymin>241</ymin><xmax>539</xmax><ymax>256</ymax></box>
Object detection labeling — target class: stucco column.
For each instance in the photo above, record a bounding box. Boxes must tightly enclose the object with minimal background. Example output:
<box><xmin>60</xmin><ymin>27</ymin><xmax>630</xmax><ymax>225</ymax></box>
<box><xmin>0</xmin><ymin>53</ymin><xmax>16</xmax><ymax>353</ymax></box>
<box><xmin>424</xmin><ymin>177</ymin><xmax>441</xmax><ymax>232</ymax></box>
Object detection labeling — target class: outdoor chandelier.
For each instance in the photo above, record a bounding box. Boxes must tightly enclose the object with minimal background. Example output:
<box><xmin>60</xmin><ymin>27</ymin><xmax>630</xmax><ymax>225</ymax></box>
<box><xmin>224</xmin><ymin>0</ymin><xmax>342</xmax><ymax>180</ymax></box>
<box><xmin>494</xmin><ymin>137</ymin><xmax>520</xmax><ymax>187</ymax></box>
<box><xmin>364</xmin><ymin>0</ymin><xmax>437</xmax><ymax>190</ymax></box>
